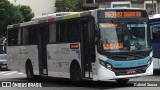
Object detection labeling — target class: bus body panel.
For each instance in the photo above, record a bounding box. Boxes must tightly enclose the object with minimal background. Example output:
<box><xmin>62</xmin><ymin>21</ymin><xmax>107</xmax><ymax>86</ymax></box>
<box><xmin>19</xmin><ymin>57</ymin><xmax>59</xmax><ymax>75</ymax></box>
<box><xmin>152</xmin><ymin>40</ymin><xmax>160</xmax><ymax>58</ymax></box>
<box><xmin>92</xmin><ymin>49</ymin><xmax>153</xmax><ymax>81</ymax></box>
<box><xmin>96</xmin><ymin>62</ymin><xmax>153</xmax><ymax>81</ymax></box>
<box><xmin>7</xmin><ymin>45</ymin><xmax>39</xmax><ymax>75</ymax></box>
<box><xmin>47</xmin><ymin>43</ymin><xmax>81</xmax><ymax>78</ymax></box>
<box><xmin>152</xmin><ymin>57</ymin><xmax>160</xmax><ymax>70</ymax></box>
<box><xmin>7</xmin><ymin>46</ymin><xmax>20</xmax><ymax>72</ymax></box>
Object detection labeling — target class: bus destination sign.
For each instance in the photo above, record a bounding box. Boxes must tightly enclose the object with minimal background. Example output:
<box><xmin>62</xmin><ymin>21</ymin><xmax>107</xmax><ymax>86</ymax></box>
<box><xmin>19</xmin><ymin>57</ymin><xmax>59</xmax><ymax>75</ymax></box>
<box><xmin>104</xmin><ymin>11</ymin><xmax>142</xmax><ymax>18</ymax></box>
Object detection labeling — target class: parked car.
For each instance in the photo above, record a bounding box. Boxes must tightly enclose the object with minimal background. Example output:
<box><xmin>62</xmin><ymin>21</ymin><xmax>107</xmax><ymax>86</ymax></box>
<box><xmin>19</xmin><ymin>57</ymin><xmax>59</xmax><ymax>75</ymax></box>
<box><xmin>0</xmin><ymin>54</ymin><xmax>7</xmax><ymax>70</ymax></box>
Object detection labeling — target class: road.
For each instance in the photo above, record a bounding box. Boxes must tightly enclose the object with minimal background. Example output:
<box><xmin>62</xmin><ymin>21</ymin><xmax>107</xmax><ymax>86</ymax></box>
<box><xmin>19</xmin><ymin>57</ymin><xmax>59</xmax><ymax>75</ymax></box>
<box><xmin>0</xmin><ymin>70</ymin><xmax>160</xmax><ymax>90</ymax></box>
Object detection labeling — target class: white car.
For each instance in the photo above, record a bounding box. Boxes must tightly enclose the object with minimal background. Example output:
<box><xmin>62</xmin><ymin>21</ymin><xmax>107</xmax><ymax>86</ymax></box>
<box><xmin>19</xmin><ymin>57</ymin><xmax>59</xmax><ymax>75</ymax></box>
<box><xmin>0</xmin><ymin>54</ymin><xmax>7</xmax><ymax>70</ymax></box>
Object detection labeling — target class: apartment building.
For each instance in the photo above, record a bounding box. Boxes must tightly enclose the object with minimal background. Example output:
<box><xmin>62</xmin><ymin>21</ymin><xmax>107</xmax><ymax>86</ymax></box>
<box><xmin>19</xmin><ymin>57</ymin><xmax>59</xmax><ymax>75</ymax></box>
<box><xmin>83</xmin><ymin>0</ymin><xmax>160</xmax><ymax>15</ymax></box>
<box><xmin>8</xmin><ymin>0</ymin><xmax>56</xmax><ymax>17</ymax></box>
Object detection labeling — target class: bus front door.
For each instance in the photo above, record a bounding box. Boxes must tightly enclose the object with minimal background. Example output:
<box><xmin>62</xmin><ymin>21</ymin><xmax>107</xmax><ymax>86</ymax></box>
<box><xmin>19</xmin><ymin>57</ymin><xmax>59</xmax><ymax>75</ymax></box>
<box><xmin>81</xmin><ymin>19</ymin><xmax>94</xmax><ymax>79</ymax></box>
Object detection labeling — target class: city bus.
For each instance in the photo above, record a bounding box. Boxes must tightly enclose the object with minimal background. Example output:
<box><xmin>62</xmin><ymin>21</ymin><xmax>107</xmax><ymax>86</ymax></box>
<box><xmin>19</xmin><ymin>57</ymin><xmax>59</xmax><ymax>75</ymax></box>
<box><xmin>7</xmin><ymin>8</ymin><xmax>153</xmax><ymax>83</ymax></box>
<box><xmin>149</xmin><ymin>14</ymin><xmax>160</xmax><ymax>70</ymax></box>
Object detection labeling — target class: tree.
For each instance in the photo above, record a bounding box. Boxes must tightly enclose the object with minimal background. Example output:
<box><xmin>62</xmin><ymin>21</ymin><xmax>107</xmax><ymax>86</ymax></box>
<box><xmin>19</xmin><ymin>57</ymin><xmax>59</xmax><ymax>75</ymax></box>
<box><xmin>17</xmin><ymin>5</ymin><xmax>34</xmax><ymax>22</ymax></box>
<box><xmin>0</xmin><ymin>0</ymin><xmax>23</xmax><ymax>35</ymax></box>
<box><xmin>55</xmin><ymin>0</ymin><xmax>83</xmax><ymax>12</ymax></box>
<box><xmin>0</xmin><ymin>0</ymin><xmax>34</xmax><ymax>35</ymax></box>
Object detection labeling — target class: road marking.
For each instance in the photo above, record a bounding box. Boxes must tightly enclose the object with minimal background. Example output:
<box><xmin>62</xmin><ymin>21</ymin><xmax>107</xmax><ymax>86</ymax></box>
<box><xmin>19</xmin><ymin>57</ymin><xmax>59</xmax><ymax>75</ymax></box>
<box><xmin>3</xmin><ymin>71</ymin><xmax>18</xmax><ymax>75</ymax></box>
<box><xmin>17</xmin><ymin>72</ymin><xmax>24</xmax><ymax>74</ymax></box>
<box><xmin>0</xmin><ymin>72</ymin><xmax>8</xmax><ymax>74</ymax></box>
<box><xmin>0</xmin><ymin>71</ymin><xmax>25</xmax><ymax>76</ymax></box>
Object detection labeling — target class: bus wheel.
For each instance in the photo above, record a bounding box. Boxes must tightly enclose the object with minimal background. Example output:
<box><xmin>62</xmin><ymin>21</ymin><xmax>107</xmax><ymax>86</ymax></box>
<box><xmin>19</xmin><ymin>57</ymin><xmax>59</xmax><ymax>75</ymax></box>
<box><xmin>26</xmin><ymin>63</ymin><xmax>34</xmax><ymax>81</ymax></box>
<box><xmin>70</xmin><ymin>64</ymin><xmax>81</xmax><ymax>81</ymax></box>
<box><xmin>116</xmin><ymin>78</ymin><xmax>129</xmax><ymax>84</ymax></box>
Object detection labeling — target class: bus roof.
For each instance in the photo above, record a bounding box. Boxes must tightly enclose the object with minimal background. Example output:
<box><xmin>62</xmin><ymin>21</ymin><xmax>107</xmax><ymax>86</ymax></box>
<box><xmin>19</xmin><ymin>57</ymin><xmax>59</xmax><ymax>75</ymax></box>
<box><xmin>31</xmin><ymin>12</ymin><xmax>79</xmax><ymax>21</ymax></box>
<box><xmin>7</xmin><ymin>8</ymin><xmax>146</xmax><ymax>29</ymax></box>
<box><xmin>7</xmin><ymin>11</ymin><xmax>93</xmax><ymax>29</ymax></box>
<box><xmin>149</xmin><ymin>14</ymin><xmax>160</xmax><ymax>20</ymax></box>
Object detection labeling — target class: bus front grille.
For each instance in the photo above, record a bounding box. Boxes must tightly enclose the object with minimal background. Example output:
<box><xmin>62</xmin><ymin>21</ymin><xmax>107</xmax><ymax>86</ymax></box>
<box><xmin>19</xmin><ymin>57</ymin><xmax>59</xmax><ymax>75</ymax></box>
<box><xmin>113</xmin><ymin>66</ymin><xmax>147</xmax><ymax>76</ymax></box>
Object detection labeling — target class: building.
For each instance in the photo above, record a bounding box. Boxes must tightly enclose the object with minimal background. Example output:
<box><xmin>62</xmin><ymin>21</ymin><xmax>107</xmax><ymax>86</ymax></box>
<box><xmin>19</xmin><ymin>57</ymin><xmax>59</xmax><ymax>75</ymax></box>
<box><xmin>83</xmin><ymin>0</ymin><xmax>160</xmax><ymax>15</ymax></box>
<box><xmin>83</xmin><ymin>0</ymin><xmax>99</xmax><ymax>10</ymax></box>
<box><xmin>8</xmin><ymin>0</ymin><xmax>56</xmax><ymax>17</ymax></box>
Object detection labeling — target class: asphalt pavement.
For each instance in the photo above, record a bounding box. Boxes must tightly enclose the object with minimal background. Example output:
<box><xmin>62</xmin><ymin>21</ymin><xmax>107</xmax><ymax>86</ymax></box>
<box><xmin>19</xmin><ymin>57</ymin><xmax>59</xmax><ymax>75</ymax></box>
<box><xmin>0</xmin><ymin>70</ymin><xmax>160</xmax><ymax>90</ymax></box>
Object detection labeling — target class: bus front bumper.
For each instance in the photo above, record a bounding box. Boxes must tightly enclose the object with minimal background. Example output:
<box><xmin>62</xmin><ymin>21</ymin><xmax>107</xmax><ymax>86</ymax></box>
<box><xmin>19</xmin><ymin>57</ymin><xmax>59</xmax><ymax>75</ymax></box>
<box><xmin>96</xmin><ymin>62</ymin><xmax>153</xmax><ymax>81</ymax></box>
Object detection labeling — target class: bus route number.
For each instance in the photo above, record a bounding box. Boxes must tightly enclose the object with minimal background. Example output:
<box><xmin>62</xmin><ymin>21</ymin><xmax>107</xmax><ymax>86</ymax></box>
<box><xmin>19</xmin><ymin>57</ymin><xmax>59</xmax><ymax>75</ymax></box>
<box><xmin>103</xmin><ymin>43</ymin><xmax>124</xmax><ymax>50</ymax></box>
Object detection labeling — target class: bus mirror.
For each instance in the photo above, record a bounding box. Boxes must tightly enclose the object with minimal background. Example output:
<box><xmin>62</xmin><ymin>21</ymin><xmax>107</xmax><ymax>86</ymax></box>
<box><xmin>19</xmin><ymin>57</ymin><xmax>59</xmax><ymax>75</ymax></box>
<box><xmin>95</xmin><ymin>24</ymin><xmax>99</xmax><ymax>38</ymax></box>
<box><xmin>95</xmin><ymin>30</ymin><xmax>98</xmax><ymax>38</ymax></box>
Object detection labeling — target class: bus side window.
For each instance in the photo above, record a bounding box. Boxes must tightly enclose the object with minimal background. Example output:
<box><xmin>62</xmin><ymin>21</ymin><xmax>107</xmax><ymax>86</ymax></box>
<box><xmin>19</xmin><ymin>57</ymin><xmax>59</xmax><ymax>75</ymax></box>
<box><xmin>28</xmin><ymin>27</ymin><xmax>38</xmax><ymax>44</ymax></box>
<box><xmin>8</xmin><ymin>29</ymin><xmax>19</xmax><ymax>46</ymax></box>
<box><xmin>49</xmin><ymin>23</ymin><xmax>57</xmax><ymax>43</ymax></box>
<box><xmin>56</xmin><ymin>19</ymin><xmax>80</xmax><ymax>43</ymax></box>
<box><xmin>152</xmin><ymin>28</ymin><xmax>160</xmax><ymax>39</ymax></box>
<box><xmin>61</xmin><ymin>22</ymin><xmax>69</xmax><ymax>42</ymax></box>
<box><xmin>17</xmin><ymin>29</ymin><xmax>22</xmax><ymax>45</ymax></box>
<box><xmin>56</xmin><ymin>21</ymin><xmax>69</xmax><ymax>43</ymax></box>
<box><xmin>68</xmin><ymin>20</ymin><xmax>80</xmax><ymax>42</ymax></box>
<box><xmin>22</xmin><ymin>27</ymin><xmax>38</xmax><ymax>45</ymax></box>
<box><xmin>22</xmin><ymin>27</ymin><xmax>29</xmax><ymax>45</ymax></box>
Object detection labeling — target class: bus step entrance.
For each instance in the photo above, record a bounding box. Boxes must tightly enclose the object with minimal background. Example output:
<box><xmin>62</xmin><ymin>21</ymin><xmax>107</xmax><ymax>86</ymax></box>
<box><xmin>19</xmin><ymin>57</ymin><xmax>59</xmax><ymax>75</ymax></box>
<box><xmin>84</xmin><ymin>71</ymin><xmax>92</xmax><ymax>78</ymax></box>
<box><xmin>84</xmin><ymin>64</ymin><xmax>93</xmax><ymax>79</ymax></box>
<box><xmin>82</xmin><ymin>77</ymin><xmax>92</xmax><ymax>80</ymax></box>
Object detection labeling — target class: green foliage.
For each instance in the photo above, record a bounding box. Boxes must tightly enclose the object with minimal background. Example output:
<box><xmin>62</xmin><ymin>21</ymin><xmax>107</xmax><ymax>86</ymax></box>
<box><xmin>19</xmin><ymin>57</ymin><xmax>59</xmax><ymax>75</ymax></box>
<box><xmin>0</xmin><ymin>0</ymin><xmax>23</xmax><ymax>35</ymax></box>
<box><xmin>0</xmin><ymin>0</ymin><xmax>34</xmax><ymax>35</ymax></box>
<box><xmin>17</xmin><ymin>5</ymin><xmax>34</xmax><ymax>22</ymax></box>
<box><xmin>55</xmin><ymin>0</ymin><xmax>83</xmax><ymax>12</ymax></box>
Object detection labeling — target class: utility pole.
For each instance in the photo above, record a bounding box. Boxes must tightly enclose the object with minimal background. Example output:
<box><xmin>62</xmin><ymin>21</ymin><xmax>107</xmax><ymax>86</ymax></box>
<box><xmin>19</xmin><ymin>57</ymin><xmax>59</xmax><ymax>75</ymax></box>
<box><xmin>14</xmin><ymin>0</ymin><xmax>17</xmax><ymax>5</ymax></box>
<box><xmin>152</xmin><ymin>0</ymin><xmax>155</xmax><ymax>15</ymax></box>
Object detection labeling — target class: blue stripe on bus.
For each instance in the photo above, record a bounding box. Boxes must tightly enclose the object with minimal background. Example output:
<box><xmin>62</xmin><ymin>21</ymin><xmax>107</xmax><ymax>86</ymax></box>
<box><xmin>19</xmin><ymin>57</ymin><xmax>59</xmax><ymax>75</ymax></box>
<box><xmin>150</xmin><ymin>24</ymin><xmax>160</xmax><ymax>28</ymax></box>
<box><xmin>106</xmin><ymin>56</ymin><xmax>151</xmax><ymax>68</ymax></box>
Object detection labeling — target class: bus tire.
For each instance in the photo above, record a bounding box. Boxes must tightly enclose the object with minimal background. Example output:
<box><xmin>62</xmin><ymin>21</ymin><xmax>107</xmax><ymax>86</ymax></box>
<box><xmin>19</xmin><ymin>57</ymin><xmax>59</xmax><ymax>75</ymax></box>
<box><xmin>70</xmin><ymin>63</ymin><xmax>81</xmax><ymax>81</ymax></box>
<box><xmin>116</xmin><ymin>78</ymin><xmax>129</xmax><ymax>84</ymax></box>
<box><xmin>26</xmin><ymin>62</ymin><xmax>34</xmax><ymax>81</ymax></box>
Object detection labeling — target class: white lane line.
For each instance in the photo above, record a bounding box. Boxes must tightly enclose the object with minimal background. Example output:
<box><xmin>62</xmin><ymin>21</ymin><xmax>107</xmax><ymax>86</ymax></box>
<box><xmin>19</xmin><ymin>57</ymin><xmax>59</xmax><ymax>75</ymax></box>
<box><xmin>0</xmin><ymin>72</ymin><xmax>9</xmax><ymax>74</ymax></box>
<box><xmin>17</xmin><ymin>72</ymin><xmax>24</xmax><ymax>74</ymax></box>
<box><xmin>3</xmin><ymin>71</ymin><xmax>18</xmax><ymax>75</ymax></box>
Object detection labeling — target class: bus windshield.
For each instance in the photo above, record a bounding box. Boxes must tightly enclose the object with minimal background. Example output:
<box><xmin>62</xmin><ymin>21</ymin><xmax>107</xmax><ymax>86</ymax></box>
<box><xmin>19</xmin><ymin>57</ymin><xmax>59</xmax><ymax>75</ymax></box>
<box><xmin>150</xmin><ymin>19</ymin><xmax>160</xmax><ymax>39</ymax></box>
<box><xmin>99</xmin><ymin>20</ymin><xmax>151</xmax><ymax>52</ymax></box>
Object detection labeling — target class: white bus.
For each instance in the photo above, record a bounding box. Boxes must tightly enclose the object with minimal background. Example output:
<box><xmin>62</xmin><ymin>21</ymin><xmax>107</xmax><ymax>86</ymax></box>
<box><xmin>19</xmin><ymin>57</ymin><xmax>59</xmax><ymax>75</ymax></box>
<box><xmin>7</xmin><ymin>8</ymin><xmax>153</xmax><ymax>83</ymax></box>
<box><xmin>149</xmin><ymin>14</ymin><xmax>160</xmax><ymax>70</ymax></box>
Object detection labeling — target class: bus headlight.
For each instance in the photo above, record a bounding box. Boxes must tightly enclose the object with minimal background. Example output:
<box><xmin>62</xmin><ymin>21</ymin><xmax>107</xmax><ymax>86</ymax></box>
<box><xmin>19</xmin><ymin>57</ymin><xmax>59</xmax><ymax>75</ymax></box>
<box><xmin>106</xmin><ymin>63</ymin><xmax>112</xmax><ymax>69</ymax></box>
<box><xmin>99</xmin><ymin>59</ymin><xmax>105</xmax><ymax>66</ymax></box>
<box><xmin>99</xmin><ymin>59</ymin><xmax>112</xmax><ymax>70</ymax></box>
<box><xmin>147</xmin><ymin>58</ymin><xmax>152</xmax><ymax>66</ymax></box>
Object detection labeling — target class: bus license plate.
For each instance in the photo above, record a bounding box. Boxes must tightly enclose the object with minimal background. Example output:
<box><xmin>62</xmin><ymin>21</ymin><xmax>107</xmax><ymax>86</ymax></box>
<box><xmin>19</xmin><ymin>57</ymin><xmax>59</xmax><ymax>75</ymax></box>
<box><xmin>126</xmin><ymin>70</ymin><xmax>136</xmax><ymax>74</ymax></box>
